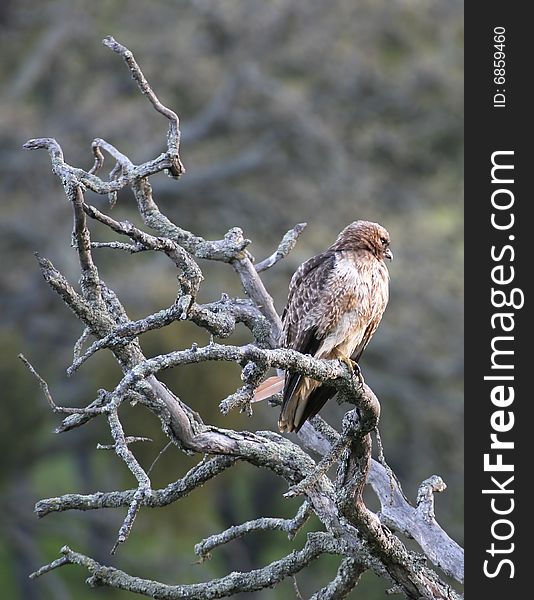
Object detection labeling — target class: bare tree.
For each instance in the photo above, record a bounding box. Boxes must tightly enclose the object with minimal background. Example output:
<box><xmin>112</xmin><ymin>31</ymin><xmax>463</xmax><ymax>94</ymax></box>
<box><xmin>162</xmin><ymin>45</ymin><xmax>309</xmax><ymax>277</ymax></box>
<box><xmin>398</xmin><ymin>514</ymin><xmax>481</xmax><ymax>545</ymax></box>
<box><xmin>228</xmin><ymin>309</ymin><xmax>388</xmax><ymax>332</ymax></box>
<box><xmin>21</xmin><ymin>38</ymin><xmax>463</xmax><ymax>599</ymax></box>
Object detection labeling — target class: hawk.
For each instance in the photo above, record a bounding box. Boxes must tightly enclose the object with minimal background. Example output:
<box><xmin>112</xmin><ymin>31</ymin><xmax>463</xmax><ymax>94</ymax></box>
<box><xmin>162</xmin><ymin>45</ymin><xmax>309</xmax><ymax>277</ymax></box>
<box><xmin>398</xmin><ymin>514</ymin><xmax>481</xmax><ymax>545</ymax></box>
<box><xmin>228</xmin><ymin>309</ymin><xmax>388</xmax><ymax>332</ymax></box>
<box><xmin>255</xmin><ymin>220</ymin><xmax>392</xmax><ymax>433</ymax></box>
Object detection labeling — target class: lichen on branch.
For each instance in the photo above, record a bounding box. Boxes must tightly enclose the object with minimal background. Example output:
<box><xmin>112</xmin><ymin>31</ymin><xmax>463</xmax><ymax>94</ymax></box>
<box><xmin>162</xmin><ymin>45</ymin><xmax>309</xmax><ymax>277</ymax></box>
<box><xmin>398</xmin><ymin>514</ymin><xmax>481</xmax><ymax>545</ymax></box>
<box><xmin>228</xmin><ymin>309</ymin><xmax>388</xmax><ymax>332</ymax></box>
<box><xmin>23</xmin><ymin>36</ymin><xmax>463</xmax><ymax>600</ymax></box>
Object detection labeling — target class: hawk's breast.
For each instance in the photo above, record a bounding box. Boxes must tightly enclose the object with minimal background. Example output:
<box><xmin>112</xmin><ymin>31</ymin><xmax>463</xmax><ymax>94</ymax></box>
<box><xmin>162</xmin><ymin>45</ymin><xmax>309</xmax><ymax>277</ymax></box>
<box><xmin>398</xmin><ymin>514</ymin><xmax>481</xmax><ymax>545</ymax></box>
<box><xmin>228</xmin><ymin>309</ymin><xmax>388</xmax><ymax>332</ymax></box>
<box><xmin>316</xmin><ymin>251</ymin><xmax>388</xmax><ymax>360</ymax></box>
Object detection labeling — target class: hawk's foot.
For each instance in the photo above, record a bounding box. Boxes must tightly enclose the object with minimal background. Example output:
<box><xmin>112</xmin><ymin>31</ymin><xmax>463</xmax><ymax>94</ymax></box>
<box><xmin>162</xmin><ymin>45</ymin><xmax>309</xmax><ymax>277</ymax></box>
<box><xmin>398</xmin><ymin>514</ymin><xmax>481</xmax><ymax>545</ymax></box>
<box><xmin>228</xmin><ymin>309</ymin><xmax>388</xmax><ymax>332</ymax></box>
<box><xmin>336</xmin><ymin>354</ymin><xmax>365</xmax><ymax>389</ymax></box>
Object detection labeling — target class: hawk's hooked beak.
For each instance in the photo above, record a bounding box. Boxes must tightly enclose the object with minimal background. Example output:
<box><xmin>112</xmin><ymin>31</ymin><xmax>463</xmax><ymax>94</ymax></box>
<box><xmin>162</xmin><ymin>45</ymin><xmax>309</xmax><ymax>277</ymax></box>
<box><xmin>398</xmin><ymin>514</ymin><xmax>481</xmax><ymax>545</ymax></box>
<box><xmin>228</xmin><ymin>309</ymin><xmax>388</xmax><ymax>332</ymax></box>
<box><xmin>385</xmin><ymin>248</ymin><xmax>393</xmax><ymax>260</ymax></box>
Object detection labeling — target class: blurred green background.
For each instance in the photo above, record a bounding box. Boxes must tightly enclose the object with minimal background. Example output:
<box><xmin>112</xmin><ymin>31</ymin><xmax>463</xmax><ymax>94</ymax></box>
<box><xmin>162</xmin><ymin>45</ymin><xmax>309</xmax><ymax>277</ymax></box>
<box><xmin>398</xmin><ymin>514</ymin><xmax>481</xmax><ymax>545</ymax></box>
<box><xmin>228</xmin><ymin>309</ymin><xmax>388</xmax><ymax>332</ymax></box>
<box><xmin>0</xmin><ymin>1</ymin><xmax>463</xmax><ymax>598</ymax></box>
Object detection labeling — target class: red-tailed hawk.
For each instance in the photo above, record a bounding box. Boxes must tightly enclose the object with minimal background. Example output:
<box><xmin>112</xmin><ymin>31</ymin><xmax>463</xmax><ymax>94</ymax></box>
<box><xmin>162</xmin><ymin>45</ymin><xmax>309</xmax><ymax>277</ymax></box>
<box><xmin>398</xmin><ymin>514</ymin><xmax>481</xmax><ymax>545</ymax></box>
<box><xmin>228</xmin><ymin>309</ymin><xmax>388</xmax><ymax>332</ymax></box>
<box><xmin>255</xmin><ymin>220</ymin><xmax>392</xmax><ymax>433</ymax></box>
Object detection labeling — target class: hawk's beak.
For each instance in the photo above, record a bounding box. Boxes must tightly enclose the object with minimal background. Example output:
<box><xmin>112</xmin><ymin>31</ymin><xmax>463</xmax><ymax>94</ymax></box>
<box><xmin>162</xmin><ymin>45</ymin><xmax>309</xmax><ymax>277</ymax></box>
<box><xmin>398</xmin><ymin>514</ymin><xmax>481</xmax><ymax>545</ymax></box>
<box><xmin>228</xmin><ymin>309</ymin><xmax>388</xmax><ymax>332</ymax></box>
<box><xmin>385</xmin><ymin>248</ymin><xmax>393</xmax><ymax>260</ymax></box>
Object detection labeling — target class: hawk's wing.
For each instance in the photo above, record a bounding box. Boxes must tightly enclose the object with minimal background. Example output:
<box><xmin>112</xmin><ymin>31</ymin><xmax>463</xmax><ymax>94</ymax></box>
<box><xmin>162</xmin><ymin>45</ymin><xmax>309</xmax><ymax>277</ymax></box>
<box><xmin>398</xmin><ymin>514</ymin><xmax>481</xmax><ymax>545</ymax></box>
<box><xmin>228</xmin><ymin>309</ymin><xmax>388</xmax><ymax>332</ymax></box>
<box><xmin>281</xmin><ymin>251</ymin><xmax>335</xmax><ymax>406</ymax></box>
<box><xmin>282</xmin><ymin>251</ymin><xmax>335</xmax><ymax>349</ymax></box>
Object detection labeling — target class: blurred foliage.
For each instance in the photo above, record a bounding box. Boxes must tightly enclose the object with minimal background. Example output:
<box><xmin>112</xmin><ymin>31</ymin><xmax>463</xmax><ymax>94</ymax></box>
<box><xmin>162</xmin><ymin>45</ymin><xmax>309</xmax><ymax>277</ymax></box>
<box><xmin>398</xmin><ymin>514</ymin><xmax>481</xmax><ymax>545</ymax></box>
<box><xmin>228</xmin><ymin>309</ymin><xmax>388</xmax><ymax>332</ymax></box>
<box><xmin>0</xmin><ymin>0</ymin><xmax>463</xmax><ymax>598</ymax></box>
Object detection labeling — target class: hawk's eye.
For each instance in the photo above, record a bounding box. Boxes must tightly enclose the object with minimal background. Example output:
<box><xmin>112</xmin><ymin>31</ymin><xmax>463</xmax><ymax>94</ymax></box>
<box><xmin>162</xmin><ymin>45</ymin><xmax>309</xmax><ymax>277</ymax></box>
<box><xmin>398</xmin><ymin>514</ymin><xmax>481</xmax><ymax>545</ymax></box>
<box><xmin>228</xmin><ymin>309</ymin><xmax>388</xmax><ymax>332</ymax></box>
<box><xmin>380</xmin><ymin>236</ymin><xmax>389</xmax><ymax>246</ymax></box>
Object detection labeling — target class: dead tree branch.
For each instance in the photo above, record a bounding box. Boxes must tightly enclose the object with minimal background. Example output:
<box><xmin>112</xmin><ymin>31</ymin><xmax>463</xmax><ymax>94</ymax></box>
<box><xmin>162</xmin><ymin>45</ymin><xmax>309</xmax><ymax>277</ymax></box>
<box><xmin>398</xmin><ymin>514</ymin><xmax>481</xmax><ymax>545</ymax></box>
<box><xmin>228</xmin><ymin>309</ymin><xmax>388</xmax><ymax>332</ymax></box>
<box><xmin>23</xmin><ymin>36</ymin><xmax>463</xmax><ymax>599</ymax></box>
<box><xmin>194</xmin><ymin>501</ymin><xmax>312</xmax><ymax>560</ymax></box>
<box><xmin>30</xmin><ymin>534</ymin><xmax>342</xmax><ymax>598</ymax></box>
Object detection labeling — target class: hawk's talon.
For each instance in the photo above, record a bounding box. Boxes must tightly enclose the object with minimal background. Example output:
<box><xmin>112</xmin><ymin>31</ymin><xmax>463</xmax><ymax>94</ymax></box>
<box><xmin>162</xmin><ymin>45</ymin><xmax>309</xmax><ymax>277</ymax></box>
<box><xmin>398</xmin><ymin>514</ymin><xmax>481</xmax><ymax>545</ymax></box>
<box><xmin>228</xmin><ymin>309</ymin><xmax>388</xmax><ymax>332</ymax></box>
<box><xmin>337</xmin><ymin>355</ymin><xmax>365</xmax><ymax>389</ymax></box>
<box><xmin>336</xmin><ymin>354</ymin><xmax>354</xmax><ymax>375</ymax></box>
<box><xmin>353</xmin><ymin>362</ymin><xmax>365</xmax><ymax>389</ymax></box>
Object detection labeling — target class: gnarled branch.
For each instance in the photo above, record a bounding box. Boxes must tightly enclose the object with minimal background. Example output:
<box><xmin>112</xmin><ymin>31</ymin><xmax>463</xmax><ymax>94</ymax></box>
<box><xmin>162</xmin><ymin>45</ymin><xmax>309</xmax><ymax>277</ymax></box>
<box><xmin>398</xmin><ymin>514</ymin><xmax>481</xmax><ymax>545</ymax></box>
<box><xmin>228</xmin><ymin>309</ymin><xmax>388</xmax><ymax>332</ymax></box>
<box><xmin>23</xmin><ymin>36</ymin><xmax>463</xmax><ymax>600</ymax></box>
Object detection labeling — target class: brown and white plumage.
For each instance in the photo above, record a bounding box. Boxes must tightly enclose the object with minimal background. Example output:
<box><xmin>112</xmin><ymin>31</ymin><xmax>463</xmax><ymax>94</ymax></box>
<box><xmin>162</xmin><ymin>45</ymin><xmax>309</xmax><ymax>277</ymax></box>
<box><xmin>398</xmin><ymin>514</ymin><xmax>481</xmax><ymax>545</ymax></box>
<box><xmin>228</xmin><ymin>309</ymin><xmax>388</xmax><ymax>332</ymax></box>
<box><xmin>256</xmin><ymin>220</ymin><xmax>392</xmax><ymax>433</ymax></box>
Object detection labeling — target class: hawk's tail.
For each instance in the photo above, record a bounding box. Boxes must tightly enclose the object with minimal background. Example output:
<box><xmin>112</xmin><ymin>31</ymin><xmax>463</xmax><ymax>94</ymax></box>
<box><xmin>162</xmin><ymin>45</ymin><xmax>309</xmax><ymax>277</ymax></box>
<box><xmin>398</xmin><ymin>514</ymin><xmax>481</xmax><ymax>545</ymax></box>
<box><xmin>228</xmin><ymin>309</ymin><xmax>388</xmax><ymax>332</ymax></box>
<box><xmin>252</xmin><ymin>375</ymin><xmax>285</xmax><ymax>402</ymax></box>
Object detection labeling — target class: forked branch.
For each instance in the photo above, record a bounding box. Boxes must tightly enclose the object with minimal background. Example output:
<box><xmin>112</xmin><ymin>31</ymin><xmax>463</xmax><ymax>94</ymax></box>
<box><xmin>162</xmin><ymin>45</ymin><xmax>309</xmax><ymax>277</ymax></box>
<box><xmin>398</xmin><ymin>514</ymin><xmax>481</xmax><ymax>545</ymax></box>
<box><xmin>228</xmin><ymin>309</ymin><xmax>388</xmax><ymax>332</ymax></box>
<box><xmin>24</xmin><ymin>36</ymin><xmax>463</xmax><ymax>600</ymax></box>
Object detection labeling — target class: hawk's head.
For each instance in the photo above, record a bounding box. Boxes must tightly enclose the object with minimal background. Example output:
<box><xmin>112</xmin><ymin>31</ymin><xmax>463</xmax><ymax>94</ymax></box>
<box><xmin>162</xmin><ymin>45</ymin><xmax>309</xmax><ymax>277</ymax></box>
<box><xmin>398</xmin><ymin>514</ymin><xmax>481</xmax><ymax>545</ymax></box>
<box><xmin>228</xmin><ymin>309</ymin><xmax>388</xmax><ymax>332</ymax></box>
<box><xmin>331</xmin><ymin>220</ymin><xmax>393</xmax><ymax>261</ymax></box>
